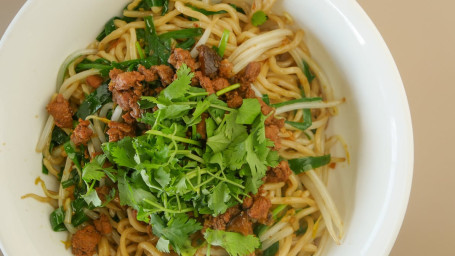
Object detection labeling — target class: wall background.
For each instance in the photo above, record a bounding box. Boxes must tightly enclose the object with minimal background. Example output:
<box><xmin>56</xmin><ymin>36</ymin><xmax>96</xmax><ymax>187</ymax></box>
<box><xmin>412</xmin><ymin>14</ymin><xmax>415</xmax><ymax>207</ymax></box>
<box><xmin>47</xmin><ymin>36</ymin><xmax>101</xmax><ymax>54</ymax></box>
<box><xmin>1</xmin><ymin>0</ymin><xmax>454</xmax><ymax>255</ymax></box>
<box><xmin>357</xmin><ymin>0</ymin><xmax>455</xmax><ymax>255</ymax></box>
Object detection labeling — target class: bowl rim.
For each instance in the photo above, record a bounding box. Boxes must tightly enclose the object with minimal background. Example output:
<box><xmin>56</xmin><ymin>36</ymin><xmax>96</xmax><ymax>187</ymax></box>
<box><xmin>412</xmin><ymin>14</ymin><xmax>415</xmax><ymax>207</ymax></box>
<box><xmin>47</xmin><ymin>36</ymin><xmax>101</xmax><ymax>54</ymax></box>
<box><xmin>347</xmin><ymin>2</ymin><xmax>414</xmax><ymax>254</ymax></box>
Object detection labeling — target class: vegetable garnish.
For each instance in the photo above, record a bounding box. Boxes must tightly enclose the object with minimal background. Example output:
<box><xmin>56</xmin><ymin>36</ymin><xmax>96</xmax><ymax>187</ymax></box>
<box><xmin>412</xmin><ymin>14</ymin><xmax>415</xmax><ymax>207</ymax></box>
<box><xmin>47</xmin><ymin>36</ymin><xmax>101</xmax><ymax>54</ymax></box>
<box><xmin>272</xmin><ymin>97</ymin><xmax>322</xmax><ymax>131</ymax></box>
<box><xmin>50</xmin><ymin>207</ymin><xmax>67</xmax><ymax>232</ymax></box>
<box><xmin>76</xmin><ymin>83</ymin><xmax>112</xmax><ymax>119</ymax></box>
<box><xmin>204</xmin><ymin>229</ymin><xmax>260</xmax><ymax>256</ymax></box>
<box><xmin>302</xmin><ymin>59</ymin><xmax>316</xmax><ymax>83</ymax></box>
<box><xmin>251</xmin><ymin>10</ymin><xmax>268</xmax><ymax>26</ymax></box>
<box><xmin>72</xmin><ymin>64</ymin><xmax>277</xmax><ymax>254</ymax></box>
<box><xmin>288</xmin><ymin>155</ymin><xmax>331</xmax><ymax>174</ymax></box>
<box><xmin>214</xmin><ymin>29</ymin><xmax>230</xmax><ymax>57</ymax></box>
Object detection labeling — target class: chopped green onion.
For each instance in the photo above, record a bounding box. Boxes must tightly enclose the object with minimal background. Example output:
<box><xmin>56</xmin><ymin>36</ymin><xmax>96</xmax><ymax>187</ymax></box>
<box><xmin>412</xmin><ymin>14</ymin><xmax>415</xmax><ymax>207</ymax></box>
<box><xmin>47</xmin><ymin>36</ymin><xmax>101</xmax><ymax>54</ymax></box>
<box><xmin>263</xmin><ymin>241</ymin><xmax>279</xmax><ymax>256</ymax></box>
<box><xmin>251</xmin><ymin>11</ymin><xmax>268</xmax><ymax>26</ymax></box>
<box><xmin>288</xmin><ymin>155</ymin><xmax>331</xmax><ymax>174</ymax></box>
<box><xmin>49</xmin><ymin>207</ymin><xmax>67</xmax><ymax>232</ymax></box>
<box><xmin>216</xmin><ymin>83</ymin><xmax>240</xmax><ymax>96</ymax></box>
<box><xmin>216</xmin><ymin>29</ymin><xmax>230</xmax><ymax>57</ymax></box>
<box><xmin>302</xmin><ymin>59</ymin><xmax>315</xmax><ymax>83</ymax></box>
<box><xmin>136</xmin><ymin>42</ymin><xmax>145</xmax><ymax>59</ymax></box>
<box><xmin>272</xmin><ymin>97</ymin><xmax>322</xmax><ymax>108</ymax></box>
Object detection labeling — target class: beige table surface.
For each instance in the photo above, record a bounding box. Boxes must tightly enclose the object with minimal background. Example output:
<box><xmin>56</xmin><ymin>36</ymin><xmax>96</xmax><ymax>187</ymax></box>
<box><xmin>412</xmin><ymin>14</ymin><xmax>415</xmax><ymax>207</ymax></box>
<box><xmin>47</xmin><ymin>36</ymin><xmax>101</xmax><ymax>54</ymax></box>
<box><xmin>1</xmin><ymin>0</ymin><xmax>454</xmax><ymax>255</ymax></box>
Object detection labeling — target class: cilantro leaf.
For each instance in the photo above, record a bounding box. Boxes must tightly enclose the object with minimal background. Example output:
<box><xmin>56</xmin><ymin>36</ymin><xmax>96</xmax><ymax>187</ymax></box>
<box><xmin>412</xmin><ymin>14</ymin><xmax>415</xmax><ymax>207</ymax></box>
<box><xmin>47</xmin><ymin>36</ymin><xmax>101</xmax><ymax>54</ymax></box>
<box><xmin>206</xmin><ymin>94</ymin><xmax>228</xmax><ymax>120</ymax></box>
<box><xmin>82</xmin><ymin>188</ymin><xmax>102</xmax><ymax>207</ymax></box>
<box><xmin>236</xmin><ymin>98</ymin><xmax>261</xmax><ymax>124</ymax></box>
<box><xmin>245</xmin><ymin>135</ymin><xmax>268</xmax><ymax>193</ymax></box>
<box><xmin>204</xmin><ymin>229</ymin><xmax>260</xmax><ymax>256</ymax></box>
<box><xmin>160</xmin><ymin>104</ymin><xmax>192</xmax><ymax>119</ymax></box>
<box><xmin>163</xmin><ymin>64</ymin><xmax>193</xmax><ymax>100</ymax></box>
<box><xmin>150</xmin><ymin>214</ymin><xmax>202</xmax><ymax>254</ymax></box>
<box><xmin>108</xmin><ymin>137</ymin><xmax>137</xmax><ymax>168</ymax></box>
<box><xmin>208</xmin><ymin>182</ymin><xmax>230</xmax><ymax>215</ymax></box>
<box><xmin>225</xmin><ymin>111</ymin><xmax>246</xmax><ymax>139</ymax></box>
<box><xmin>118</xmin><ymin>169</ymin><xmax>157</xmax><ymax>208</ymax></box>
<box><xmin>81</xmin><ymin>154</ymin><xmax>115</xmax><ymax>182</ymax></box>
<box><xmin>186</xmin><ymin>99</ymin><xmax>211</xmax><ymax>125</ymax></box>
<box><xmin>206</xmin><ymin>130</ymin><xmax>231</xmax><ymax>153</ymax></box>
<box><xmin>156</xmin><ymin>237</ymin><xmax>171</xmax><ymax>253</ymax></box>
<box><xmin>251</xmin><ymin>11</ymin><xmax>268</xmax><ymax>26</ymax></box>
<box><xmin>154</xmin><ymin>168</ymin><xmax>171</xmax><ymax>188</ymax></box>
<box><xmin>225</xmin><ymin>140</ymin><xmax>247</xmax><ymax>170</ymax></box>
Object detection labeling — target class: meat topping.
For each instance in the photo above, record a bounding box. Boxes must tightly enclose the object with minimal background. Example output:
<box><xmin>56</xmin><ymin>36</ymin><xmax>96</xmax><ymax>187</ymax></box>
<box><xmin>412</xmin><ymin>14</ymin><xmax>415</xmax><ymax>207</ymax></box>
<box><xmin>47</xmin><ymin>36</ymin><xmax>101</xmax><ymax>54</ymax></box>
<box><xmin>138</xmin><ymin>65</ymin><xmax>158</xmax><ymax>82</ymax></box>
<box><xmin>85</xmin><ymin>75</ymin><xmax>104</xmax><ymax>89</ymax></box>
<box><xmin>242</xmin><ymin>196</ymin><xmax>253</xmax><ymax>209</ymax></box>
<box><xmin>95</xmin><ymin>186</ymin><xmax>110</xmax><ymax>202</ymax></box>
<box><xmin>266</xmin><ymin>160</ymin><xmax>292</xmax><ymax>183</ymax></box>
<box><xmin>168</xmin><ymin>48</ymin><xmax>198</xmax><ymax>71</ymax></box>
<box><xmin>239</xmin><ymin>82</ymin><xmax>257</xmax><ymax>99</ymax></box>
<box><xmin>152</xmin><ymin>65</ymin><xmax>174</xmax><ymax>86</ymax></box>
<box><xmin>225</xmin><ymin>91</ymin><xmax>243</xmax><ymax>108</ymax></box>
<box><xmin>204</xmin><ymin>207</ymin><xmax>241</xmax><ymax>231</ymax></box>
<box><xmin>237</xmin><ymin>62</ymin><xmax>261</xmax><ymax>84</ymax></box>
<box><xmin>109</xmin><ymin>70</ymin><xmax>144</xmax><ymax>91</ymax></box>
<box><xmin>198</xmin><ymin>45</ymin><xmax>222</xmax><ymax>79</ymax></box>
<box><xmin>109</xmin><ymin>68</ymin><xmax>145</xmax><ymax>122</ymax></box>
<box><xmin>46</xmin><ymin>94</ymin><xmax>73</xmax><ymax>128</ymax></box>
<box><xmin>219</xmin><ymin>59</ymin><xmax>233</xmax><ymax>78</ymax></box>
<box><xmin>226</xmin><ymin>212</ymin><xmax>253</xmax><ymax>236</ymax></box>
<box><xmin>71</xmin><ymin>119</ymin><xmax>93</xmax><ymax>146</ymax></box>
<box><xmin>265</xmin><ymin>124</ymin><xmax>281</xmax><ymax>150</ymax></box>
<box><xmin>247</xmin><ymin>196</ymin><xmax>272</xmax><ymax>224</ymax></box>
<box><xmin>71</xmin><ymin>225</ymin><xmax>101</xmax><ymax>256</ymax></box>
<box><xmin>94</xmin><ymin>213</ymin><xmax>112</xmax><ymax>235</ymax></box>
<box><xmin>265</xmin><ymin>115</ymin><xmax>285</xmax><ymax>150</ymax></box>
<box><xmin>259</xmin><ymin>98</ymin><xmax>274</xmax><ymax>115</ymax></box>
<box><xmin>106</xmin><ymin>121</ymin><xmax>135</xmax><ymax>142</ymax></box>
<box><xmin>195</xmin><ymin>71</ymin><xmax>215</xmax><ymax>94</ymax></box>
<box><xmin>212</xmin><ymin>77</ymin><xmax>230</xmax><ymax>92</ymax></box>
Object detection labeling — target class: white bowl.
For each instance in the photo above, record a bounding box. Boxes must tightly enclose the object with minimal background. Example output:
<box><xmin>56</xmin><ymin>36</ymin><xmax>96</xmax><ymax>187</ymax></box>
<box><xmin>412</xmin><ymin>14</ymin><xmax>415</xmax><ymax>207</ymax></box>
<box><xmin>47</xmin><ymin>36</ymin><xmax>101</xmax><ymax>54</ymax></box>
<box><xmin>0</xmin><ymin>0</ymin><xmax>413</xmax><ymax>255</ymax></box>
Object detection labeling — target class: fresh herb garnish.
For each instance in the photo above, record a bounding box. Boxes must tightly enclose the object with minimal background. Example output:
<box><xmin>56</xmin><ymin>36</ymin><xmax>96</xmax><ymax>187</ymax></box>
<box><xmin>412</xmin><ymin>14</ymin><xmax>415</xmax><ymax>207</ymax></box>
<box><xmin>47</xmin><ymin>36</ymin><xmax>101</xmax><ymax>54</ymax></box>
<box><xmin>204</xmin><ymin>229</ymin><xmax>260</xmax><ymax>256</ymax></box>
<box><xmin>70</xmin><ymin>64</ymin><xmax>279</xmax><ymax>254</ymax></box>
<box><xmin>150</xmin><ymin>213</ymin><xmax>202</xmax><ymax>255</ymax></box>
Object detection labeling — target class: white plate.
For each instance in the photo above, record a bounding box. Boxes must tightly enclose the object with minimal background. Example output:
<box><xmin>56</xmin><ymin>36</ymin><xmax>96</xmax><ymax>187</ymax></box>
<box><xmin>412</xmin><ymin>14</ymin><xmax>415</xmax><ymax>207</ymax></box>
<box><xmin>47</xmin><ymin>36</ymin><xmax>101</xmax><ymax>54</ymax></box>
<box><xmin>0</xmin><ymin>0</ymin><xmax>413</xmax><ymax>255</ymax></box>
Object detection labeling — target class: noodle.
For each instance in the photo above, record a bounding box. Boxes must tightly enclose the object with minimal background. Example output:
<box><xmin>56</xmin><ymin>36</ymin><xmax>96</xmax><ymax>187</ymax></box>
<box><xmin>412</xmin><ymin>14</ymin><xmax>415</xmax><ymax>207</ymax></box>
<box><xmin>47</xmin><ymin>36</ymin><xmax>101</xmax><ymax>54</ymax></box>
<box><xmin>26</xmin><ymin>0</ymin><xmax>349</xmax><ymax>255</ymax></box>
